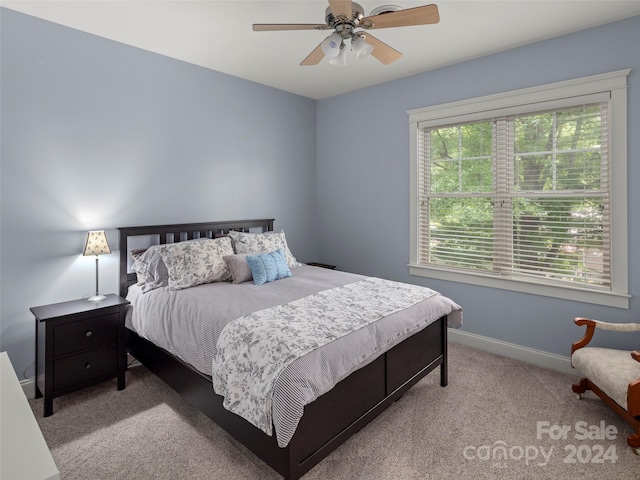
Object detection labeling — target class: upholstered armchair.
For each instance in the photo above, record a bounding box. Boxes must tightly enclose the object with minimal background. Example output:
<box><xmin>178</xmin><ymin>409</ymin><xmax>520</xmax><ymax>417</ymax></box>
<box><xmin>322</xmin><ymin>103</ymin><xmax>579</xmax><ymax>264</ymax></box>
<box><xmin>571</xmin><ymin>317</ymin><xmax>640</xmax><ymax>454</ymax></box>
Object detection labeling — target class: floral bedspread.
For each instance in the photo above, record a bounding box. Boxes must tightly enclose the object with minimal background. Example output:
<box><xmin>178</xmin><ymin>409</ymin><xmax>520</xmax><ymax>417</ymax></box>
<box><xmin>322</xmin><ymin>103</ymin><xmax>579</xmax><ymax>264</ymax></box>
<box><xmin>211</xmin><ymin>277</ymin><xmax>440</xmax><ymax>436</ymax></box>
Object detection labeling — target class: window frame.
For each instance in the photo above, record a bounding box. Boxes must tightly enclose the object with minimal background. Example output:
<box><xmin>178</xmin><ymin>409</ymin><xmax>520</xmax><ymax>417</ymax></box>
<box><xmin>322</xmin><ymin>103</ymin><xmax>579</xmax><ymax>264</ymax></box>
<box><xmin>408</xmin><ymin>70</ymin><xmax>630</xmax><ymax>308</ymax></box>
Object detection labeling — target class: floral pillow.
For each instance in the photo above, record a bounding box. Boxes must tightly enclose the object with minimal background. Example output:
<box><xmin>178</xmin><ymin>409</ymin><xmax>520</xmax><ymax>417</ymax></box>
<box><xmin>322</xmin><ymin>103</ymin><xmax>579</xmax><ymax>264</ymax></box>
<box><xmin>159</xmin><ymin>237</ymin><xmax>234</xmax><ymax>290</ymax></box>
<box><xmin>228</xmin><ymin>230</ymin><xmax>299</xmax><ymax>269</ymax></box>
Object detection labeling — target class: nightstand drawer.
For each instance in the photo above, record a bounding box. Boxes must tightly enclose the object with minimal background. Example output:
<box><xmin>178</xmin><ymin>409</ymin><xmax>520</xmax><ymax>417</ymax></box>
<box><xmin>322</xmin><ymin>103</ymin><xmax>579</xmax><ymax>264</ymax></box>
<box><xmin>53</xmin><ymin>313</ymin><xmax>119</xmax><ymax>357</ymax></box>
<box><xmin>53</xmin><ymin>344</ymin><xmax>118</xmax><ymax>391</ymax></box>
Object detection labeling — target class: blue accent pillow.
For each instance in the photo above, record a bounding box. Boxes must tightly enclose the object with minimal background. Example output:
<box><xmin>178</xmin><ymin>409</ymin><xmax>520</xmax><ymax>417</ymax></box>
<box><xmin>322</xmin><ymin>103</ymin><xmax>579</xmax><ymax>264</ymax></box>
<box><xmin>270</xmin><ymin>248</ymin><xmax>292</xmax><ymax>280</ymax></box>
<box><xmin>246</xmin><ymin>249</ymin><xmax>292</xmax><ymax>286</ymax></box>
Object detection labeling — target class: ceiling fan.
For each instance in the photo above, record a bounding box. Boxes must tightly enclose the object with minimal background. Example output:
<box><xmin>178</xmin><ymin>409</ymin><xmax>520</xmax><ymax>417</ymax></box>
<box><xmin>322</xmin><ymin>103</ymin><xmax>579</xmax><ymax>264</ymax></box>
<box><xmin>252</xmin><ymin>1</ymin><xmax>440</xmax><ymax>66</ymax></box>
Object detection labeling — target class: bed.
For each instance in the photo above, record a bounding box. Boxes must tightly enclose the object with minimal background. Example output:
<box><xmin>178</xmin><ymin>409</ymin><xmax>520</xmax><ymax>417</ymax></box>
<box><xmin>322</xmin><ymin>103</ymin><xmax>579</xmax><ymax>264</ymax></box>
<box><xmin>118</xmin><ymin>219</ymin><xmax>462</xmax><ymax>480</ymax></box>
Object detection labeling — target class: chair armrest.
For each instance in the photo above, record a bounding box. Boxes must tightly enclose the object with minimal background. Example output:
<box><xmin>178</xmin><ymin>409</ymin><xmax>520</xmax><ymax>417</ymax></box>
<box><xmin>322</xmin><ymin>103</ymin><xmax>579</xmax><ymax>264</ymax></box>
<box><xmin>586</xmin><ymin>319</ymin><xmax>640</xmax><ymax>332</ymax></box>
<box><xmin>571</xmin><ymin>317</ymin><xmax>640</xmax><ymax>356</ymax></box>
<box><xmin>571</xmin><ymin>318</ymin><xmax>597</xmax><ymax>355</ymax></box>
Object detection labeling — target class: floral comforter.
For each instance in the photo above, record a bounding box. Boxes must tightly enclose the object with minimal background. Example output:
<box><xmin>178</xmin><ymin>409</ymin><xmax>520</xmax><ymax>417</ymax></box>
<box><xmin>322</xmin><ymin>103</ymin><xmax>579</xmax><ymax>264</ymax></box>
<box><xmin>211</xmin><ymin>277</ymin><xmax>462</xmax><ymax>445</ymax></box>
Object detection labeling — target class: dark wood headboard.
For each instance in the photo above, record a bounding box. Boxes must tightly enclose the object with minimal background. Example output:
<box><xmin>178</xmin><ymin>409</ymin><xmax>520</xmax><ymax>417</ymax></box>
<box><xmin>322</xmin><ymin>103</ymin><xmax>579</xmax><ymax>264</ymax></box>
<box><xmin>117</xmin><ymin>219</ymin><xmax>274</xmax><ymax>298</ymax></box>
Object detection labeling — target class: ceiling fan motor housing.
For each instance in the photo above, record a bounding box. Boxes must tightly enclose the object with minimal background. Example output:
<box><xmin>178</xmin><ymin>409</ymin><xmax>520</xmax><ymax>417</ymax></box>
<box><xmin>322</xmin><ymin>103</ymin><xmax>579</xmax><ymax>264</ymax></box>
<box><xmin>325</xmin><ymin>2</ymin><xmax>365</xmax><ymax>38</ymax></box>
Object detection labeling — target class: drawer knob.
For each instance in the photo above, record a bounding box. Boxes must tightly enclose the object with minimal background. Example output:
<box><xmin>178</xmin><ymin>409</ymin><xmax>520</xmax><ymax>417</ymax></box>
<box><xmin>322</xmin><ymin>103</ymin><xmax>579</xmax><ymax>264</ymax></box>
<box><xmin>85</xmin><ymin>363</ymin><xmax>91</xmax><ymax>369</ymax></box>
<box><xmin>85</xmin><ymin>331</ymin><xmax>93</xmax><ymax>338</ymax></box>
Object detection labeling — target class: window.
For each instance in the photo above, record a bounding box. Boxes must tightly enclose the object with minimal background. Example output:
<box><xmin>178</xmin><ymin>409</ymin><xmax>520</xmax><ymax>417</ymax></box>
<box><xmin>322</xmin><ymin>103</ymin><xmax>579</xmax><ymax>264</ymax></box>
<box><xmin>408</xmin><ymin>70</ymin><xmax>629</xmax><ymax>308</ymax></box>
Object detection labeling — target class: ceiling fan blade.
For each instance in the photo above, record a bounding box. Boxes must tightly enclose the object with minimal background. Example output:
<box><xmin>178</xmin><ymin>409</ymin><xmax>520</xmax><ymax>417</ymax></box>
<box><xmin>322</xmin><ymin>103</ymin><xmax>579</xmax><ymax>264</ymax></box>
<box><xmin>361</xmin><ymin>33</ymin><xmax>402</xmax><ymax>65</ymax></box>
<box><xmin>328</xmin><ymin>0</ymin><xmax>353</xmax><ymax>20</ymax></box>
<box><xmin>253</xmin><ymin>23</ymin><xmax>330</xmax><ymax>31</ymax></box>
<box><xmin>361</xmin><ymin>4</ymin><xmax>440</xmax><ymax>29</ymax></box>
<box><xmin>300</xmin><ymin>43</ymin><xmax>326</xmax><ymax>66</ymax></box>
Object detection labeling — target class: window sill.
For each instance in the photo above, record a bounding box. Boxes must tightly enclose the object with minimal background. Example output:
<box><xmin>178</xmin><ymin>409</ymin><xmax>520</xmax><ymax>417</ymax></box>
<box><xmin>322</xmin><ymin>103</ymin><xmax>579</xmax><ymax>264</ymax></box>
<box><xmin>409</xmin><ymin>264</ymin><xmax>629</xmax><ymax>309</ymax></box>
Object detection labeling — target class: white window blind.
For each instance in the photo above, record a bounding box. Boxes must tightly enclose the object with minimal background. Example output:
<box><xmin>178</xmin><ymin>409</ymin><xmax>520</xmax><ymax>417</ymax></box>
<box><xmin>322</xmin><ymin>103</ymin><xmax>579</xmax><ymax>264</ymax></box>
<box><xmin>408</xmin><ymin>70</ymin><xmax>629</xmax><ymax>307</ymax></box>
<box><xmin>418</xmin><ymin>103</ymin><xmax>610</xmax><ymax>288</ymax></box>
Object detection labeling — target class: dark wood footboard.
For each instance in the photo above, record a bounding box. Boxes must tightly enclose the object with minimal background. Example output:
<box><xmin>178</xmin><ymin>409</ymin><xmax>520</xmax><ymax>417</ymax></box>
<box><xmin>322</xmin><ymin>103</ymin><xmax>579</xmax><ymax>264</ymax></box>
<box><xmin>126</xmin><ymin>315</ymin><xmax>447</xmax><ymax>480</ymax></box>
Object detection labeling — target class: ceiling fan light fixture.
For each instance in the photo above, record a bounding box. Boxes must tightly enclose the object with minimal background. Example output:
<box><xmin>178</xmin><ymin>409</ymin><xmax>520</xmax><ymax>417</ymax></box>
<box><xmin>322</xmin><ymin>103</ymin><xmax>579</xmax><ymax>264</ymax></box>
<box><xmin>321</xmin><ymin>32</ymin><xmax>342</xmax><ymax>58</ymax></box>
<box><xmin>352</xmin><ymin>35</ymin><xmax>374</xmax><ymax>59</ymax></box>
<box><xmin>329</xmin><ymin>45</ymin><xmax>348</xmax><ymax>66</ymax></box>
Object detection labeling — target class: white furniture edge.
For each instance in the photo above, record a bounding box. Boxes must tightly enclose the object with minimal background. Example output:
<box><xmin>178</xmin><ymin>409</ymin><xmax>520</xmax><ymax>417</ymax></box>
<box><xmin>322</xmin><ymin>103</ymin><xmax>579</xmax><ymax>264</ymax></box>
<box><xmin>1</xmin><ymin>351</ymin><xmax>60</xmax><ymax>480</ymax></box>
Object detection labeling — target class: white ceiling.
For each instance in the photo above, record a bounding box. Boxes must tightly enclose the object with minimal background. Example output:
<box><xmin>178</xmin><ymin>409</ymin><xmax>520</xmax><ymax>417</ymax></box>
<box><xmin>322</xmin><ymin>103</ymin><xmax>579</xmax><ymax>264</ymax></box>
<box><xmin>3</xmin><ymin>1</ymin><xmax>640</xmax><ymax>99</ymax></box>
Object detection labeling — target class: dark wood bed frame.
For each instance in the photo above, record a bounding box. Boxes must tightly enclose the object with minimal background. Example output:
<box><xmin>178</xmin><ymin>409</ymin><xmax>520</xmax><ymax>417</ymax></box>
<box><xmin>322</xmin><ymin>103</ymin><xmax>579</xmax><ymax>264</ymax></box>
<box><xmin>118</xmin><ymin>219</ymin><xmax>448</xmax><ymax>480</ymax></box>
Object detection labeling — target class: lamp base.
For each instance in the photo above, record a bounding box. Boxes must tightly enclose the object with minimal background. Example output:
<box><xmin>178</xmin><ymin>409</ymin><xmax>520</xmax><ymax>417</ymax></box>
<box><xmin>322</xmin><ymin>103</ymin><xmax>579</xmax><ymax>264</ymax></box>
<box><xmin>87</xmin><ymin>294</ymin><xmax>107</xmax><ymax>302</ymax></box>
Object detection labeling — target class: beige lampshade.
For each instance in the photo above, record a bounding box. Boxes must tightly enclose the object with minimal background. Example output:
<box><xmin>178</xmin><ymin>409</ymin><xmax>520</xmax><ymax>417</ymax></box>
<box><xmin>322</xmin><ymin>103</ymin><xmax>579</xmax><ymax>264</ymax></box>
<box><xmin>82</xmin><ymin>230</ymin><xmax>111</xmax><ymax>256</ymax></box>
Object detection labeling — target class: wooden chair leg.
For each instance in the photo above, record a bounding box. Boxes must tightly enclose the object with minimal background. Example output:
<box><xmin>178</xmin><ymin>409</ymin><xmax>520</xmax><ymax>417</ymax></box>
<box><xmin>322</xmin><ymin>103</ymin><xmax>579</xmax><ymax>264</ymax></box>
<box><xmin>628</xmin><ymin>430</ymin><xmax>640</xmax><ymax>452</ymax></box>
<box><xmin>572</xmin><ymin>378</ymin><xmax>589</xmax><ymax>398</ymax></box>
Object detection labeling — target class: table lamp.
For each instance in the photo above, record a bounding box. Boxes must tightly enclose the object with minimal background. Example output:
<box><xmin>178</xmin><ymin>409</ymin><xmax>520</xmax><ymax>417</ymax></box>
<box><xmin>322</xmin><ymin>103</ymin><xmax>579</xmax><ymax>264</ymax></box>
<box><xmin>83</xmin><ymin>230</ymin><xmax>111</xmax><ymax>301</ymax></box>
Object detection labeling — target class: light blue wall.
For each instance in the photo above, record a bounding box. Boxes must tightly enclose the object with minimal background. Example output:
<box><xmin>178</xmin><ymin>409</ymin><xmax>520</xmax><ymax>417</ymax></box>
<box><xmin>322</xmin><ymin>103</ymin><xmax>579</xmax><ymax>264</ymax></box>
<box><xmin>2</xmin><ymin>7</ymin><xmax>638</xmax><ymax>381</ymax></box>
<box><xmin>316</xmin><ymin>16</ymin><xmax>640</xmax><ymax>357</ymax></box>
<box><xmin>0</xmin><ymin>9</ymin><xmax>317</xmax><ymax>379</ymax></box>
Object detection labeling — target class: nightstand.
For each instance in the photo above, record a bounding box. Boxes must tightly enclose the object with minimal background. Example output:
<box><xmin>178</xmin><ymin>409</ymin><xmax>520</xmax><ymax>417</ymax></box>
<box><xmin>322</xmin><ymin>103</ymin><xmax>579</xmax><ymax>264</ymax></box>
<box><xmin>31</xmin><ymin>294</ymin><xmax>130</xmax><ymax>417</ymax></box>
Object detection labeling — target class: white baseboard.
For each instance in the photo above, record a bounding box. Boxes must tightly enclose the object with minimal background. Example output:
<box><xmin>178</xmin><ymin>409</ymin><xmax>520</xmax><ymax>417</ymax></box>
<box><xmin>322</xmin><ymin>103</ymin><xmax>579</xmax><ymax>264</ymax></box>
<box><xmin>448</xmin><ymin>328</ymin><xmax>576</xmax><ymax>376</ymax></box>
<box><xmin>21</xmin><ymin>378</ymin><xmax>36</xmax><ymax>399</ymax></box>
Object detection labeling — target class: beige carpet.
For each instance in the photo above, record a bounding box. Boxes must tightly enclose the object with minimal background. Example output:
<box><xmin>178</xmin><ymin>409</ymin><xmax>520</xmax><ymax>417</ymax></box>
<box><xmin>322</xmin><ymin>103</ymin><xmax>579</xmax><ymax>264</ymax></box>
<box><xmin>30</xmin><ymin>343</ymin><xmax>639</xmax><ymax>479</ymax></box>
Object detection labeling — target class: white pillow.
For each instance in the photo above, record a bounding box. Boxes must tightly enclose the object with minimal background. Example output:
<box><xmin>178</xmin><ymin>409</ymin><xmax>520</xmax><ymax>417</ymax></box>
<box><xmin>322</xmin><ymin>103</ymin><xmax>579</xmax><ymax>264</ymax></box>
<box><xmin>159</xmin><ymin>237</ymin><xmax>234</xmax><ymax>290</ymax></box>
<box><xmin>228</xmin><ymin>230</ymin><xmax>299</xmax><ymax>269</ymax></box>
<box><xmin>131</xmin><ymin>245</ymin><xmax>169</xmax><ymax>292</ymax></box>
